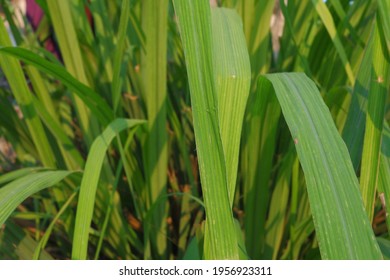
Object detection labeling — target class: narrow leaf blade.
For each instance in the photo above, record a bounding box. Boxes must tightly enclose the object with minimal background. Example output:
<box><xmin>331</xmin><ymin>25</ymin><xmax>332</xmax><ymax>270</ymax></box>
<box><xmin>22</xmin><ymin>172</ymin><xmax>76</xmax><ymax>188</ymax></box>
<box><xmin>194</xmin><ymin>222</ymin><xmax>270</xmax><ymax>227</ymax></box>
<box><xmin>262</xmin><ymin>73</ymin><xmax>382</xmax><ymax>259</ymax></box>
<box><xmin>0</xmin><ymin>171</ymin><xmax>73</xmax><ymax>227</ymax></box>
<box><xmin>172</xmin><ymin>0</ymin><xmax>238</xmax><ymax>259</ymax></box>
<box><xmin>71</xmin><ymin>118</ymin><xmax>145</xmax><ymax>260</ymax></box>
<box><xmin>212</xmin><ymin>8</ymin><xmax>251</xmax><ymax>206</ymax></box>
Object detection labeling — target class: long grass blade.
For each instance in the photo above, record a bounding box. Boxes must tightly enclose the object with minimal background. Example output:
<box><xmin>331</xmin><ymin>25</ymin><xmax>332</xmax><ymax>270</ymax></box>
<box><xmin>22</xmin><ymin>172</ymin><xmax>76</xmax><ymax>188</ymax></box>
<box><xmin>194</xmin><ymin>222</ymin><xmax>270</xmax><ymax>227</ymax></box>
<box><xmin>0</xmin><ymin>19</ymin><xmax>56</xmax><ymax>168</ymax></box>
<box><xmin>241</xmin><ymin>77</ymin><xmax>281</xmax><ymax>259</ymax></box>
<box><xmin>112</xmin><ymin>0</ymin><xmax>131</xmax><ymax>114</ymax></box>
<box><xmin>377</xmin><ymin>0</ymin><xmax>390</xmax><ymax>54</ymax></box>
<box><xmin>0</xmin><ymin>170</ymin><xmax>74</xmax><ymax>227</ymax></box>
<box><xmin>238</xmin><ymin>0</ymin><xmax>274</xmax><ymax>75</ymax></box>
<box><xmin>46</xmin><ymin>0</ymin><xmax>99</xmax><ymax>146</ymax></box>
<box><xmin>172</xmin><ymin>0</ymin><xmax>239</xmax><ymax>259</ymax></box>
<box><xmin>360</xmin><ymin>18</ymin><xmax>389</xmax><ymax>222</ymax></box>
<box><xmin>33</xmin><ymin>191</ymin><xmax>77</xmax><ymax>260</ymax></box>
<box><xmin>264</xmin><ymin>148</ymin><xmax>294</xmax><ymax>259</ymax></box>
<box><xmin>342</xmin><ymin>27</ymin><xmax>374</xmax><ymax>170</ymax></box>
<box><xmin>141</xmin><ymin>0</ymin><xmax>169</xmax><ymax>259</ymax></box>
<box><xmin>211</xmin><ymin>7</ymin><xmax>251</xmax><ymax>206</ymax></box>
<box><xmin>31</xmin><ymin>97</ymin><xmax>84</xmax><ymax>168</ymax></box>
<box><xmin>0</xmin><ymin>168</ymin><xmax>44</xmax><ymax>186</ymax></box>
<box><xmin>311</xmin><ymin>0</ymin><xmax>355</xmax><ymax>84</ymax></box>
<box><xmin>0</xmin><ymin>47</ymin><xmax>114</xmax><ymax>125</ymax></box>
<box><xmin>71</xmin><ymin>118</ymin><xmax>145</xmax><ymax>260</ymax></box>
<box><xmin>262</xmin><ymin>73</ymin><xmax>382</xmax><ymax>259</ymax></box>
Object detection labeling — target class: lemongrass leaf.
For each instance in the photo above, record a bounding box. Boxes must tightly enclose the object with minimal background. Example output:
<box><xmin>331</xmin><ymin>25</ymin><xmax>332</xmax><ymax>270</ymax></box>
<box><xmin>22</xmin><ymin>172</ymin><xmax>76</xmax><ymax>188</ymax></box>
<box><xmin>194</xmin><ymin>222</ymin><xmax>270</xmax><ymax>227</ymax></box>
<box><xmin>71</xmin><ymin>118</ymin><xmax>145</xmax><ymax>260</ymax></box>
<box><xmin>342</xmin><ymin>26</ymin><xmax>374</xmax><ymax>170</ymax></box>
<box><xmin>211</xmin><ymin>7</ymin><xmax>251</xmax><ymax>206</ymax></box>
<box><xmin>360</xmin><ymin>19</ymin><xmax>389</xmax><ymax>222</ymax></box>
<box><xmin>0</xmin><ymin>47</ymin><xmax>114</xmax><ymax>125</ymax></box>
<box><xmin>241</xmin><ymin>77</ymin><xmax>281</xmax><ymax>259</ymax></box>
<box><xmin>112</xmin><ymin>0</ymin><xmax>131</xmax><ymax>114</ymax></box>
<box><xmin>0</xmin><ymin>170</ymin><xmax>74</xmax><ymax>227</ymax></box>
<box><xmin>377</xmin><ymin>0</ymin><xmax>390</xmax><ymax>55</ymax></box>
<box><xmin>262</xmin><ymin>72</ymin><xmax>382</xmax><ymax>259</ymax></box>
<box><xmin>0</xmin><ymin>20</ymin><xmax>56</xmax><ymax>168</ymax></box>
<box><xmin>0</xmin><ymin>168</ymin><xmax>45</xmax><ymax>186</ymax></box>
<box><xmin>141</xmin><ymin>0</ymin><xmax>169</xmax><ymax>259</ymax></box>
<box><xmin>172</xmin><ymin>0</ymin><xmax>239</xmax><ymax>259</ymax></box>
<box><xmin>311</xmin><ymin>0</ymin><xmax>355</xmax><ymax>84</ymax></box>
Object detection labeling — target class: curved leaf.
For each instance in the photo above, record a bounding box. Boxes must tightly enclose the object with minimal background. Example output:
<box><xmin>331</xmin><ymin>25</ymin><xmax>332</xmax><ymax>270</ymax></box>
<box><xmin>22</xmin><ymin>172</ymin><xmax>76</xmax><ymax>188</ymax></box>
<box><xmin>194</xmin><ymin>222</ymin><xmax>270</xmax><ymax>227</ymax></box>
<box><xmin>0</xmin><ymin>170</ymin><xmax>74</xmax><ymax>227</ymax></box>
<box><xmin>71</xmin><ymin>118</ymin><xmax>145</xmax><ymax>260</ymax></box>
<box><xmin>0</xmin><ymin>47</ymin><xmax>114</xmax><ymax>125</ymax></box>
<box><xmin>261</xmin><ymin>72</ymin><xmax>382</xmax><ymax>259</ymax></box>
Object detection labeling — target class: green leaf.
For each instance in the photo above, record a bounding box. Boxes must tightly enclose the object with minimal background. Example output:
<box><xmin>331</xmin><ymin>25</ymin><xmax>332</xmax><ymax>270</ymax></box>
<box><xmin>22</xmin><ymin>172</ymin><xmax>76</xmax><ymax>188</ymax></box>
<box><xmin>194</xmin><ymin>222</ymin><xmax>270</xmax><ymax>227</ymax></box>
<box><xmin>377</xmin><ymin>237</ymin><xmax>390</xmax><ymax>260</ymax></box>
<box><xmin>33</xmin><ymin>191</ymin><xmax>77</xmax><ymax>260</ymax></box>
<box><xmin>311</xmin><ymin>0</ymin><xmax>355</xmax><ymax>84</ymax></box>
<box><xmin>183</xmin><ymin>237</ymin><xmax>201</xmax><ymax>260</ymax></box>
<box><xmin>0</xmin><ymin>20</ymin><xmax>56</xmax><ymax>168</ymax></box>
<box><xmin>71</xmin><ymin>118</ymin><xmax>145</xmax><ymax>260</ymax></box>
<box><xmin>0</xmin><ymin>220</ymin><xmax>53</xmax><ymax>260</ymax></box>
<box><xmin>238</xmin><ymin>0</ymin><xmax>274</xmax><ymax>75</ymax></box>
<box><xmin>377</xmin><ymin>0</ymin><xmax>390</xmax><ymax>55</ymax></box>
<box><xmin>31</xmin><ymin>96</ymin><xmax>84</xmax><ymax>169</ymax></box>
<box><xmin>264</xmin><ymin>148</ymin><xmax>294</xmax><ymax>259</ymax></box>
<box><xmin>342</xmin><ymin>25</ymin><xmax>373</xmax><ymax>170</ymax></box>
<box><xmin>241</xmin><ymin>77</ymin><xmax>281</xmax><ymax>259</ymax></box>
<box><xmin>46</xmin><ymin>0</ymin><xmax>100</xmax><ymax>146</ymax></box>
<box><xmin>261</xmin><ymin>72</ymin><xmax>382</xmax><ymax>259</ymax></box>
<box><xmin>378</xmin><ymin>124</ymin><xmax>390</xmax><ymax>232</ymax></box>
<box><xmin>211</xmin><ymin>7</ymin><xmax>251</xmax><ymax>206</ymax></box>
<box><xmin>141</xmin><ymin>0</ymin><xmax>169</xmax><ymax>259</ymax></box>
<box><xmin>0</xmin><ymin>47</ymin><xmax>114</xmax><ymax>126</ymax></box>
<box><xmin>360</xmin><ymin>19</ymin><xmax>389</xmax><ymax>222</ymax></box>
<box><xmin>172</xmin><ymin>0</ymin><xmax>238</xmax><ymax>259</ymax></box>
<box><xmin>0</xmin><ymin>170</ymin><xmax>74</xmax><ymax>227</ymax></box>
<box><xmin>112</xmin><ymin>0</ymin><xmax>131</xmax><ymax>114</ymax></box>
<box><xmin>0</xmin><ymin>168</ymin><xmax>45</xmax><ymax>186</ymax></box>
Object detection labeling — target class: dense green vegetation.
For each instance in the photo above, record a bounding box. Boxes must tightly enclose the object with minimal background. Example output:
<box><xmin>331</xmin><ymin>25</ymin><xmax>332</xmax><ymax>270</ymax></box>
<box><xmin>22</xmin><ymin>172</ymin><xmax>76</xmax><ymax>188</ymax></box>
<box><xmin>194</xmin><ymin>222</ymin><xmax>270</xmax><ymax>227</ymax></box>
<box><xmin>0</xmin><ymin>0</ymin><xmax>389</xmax><ymax>260</ymax></box>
